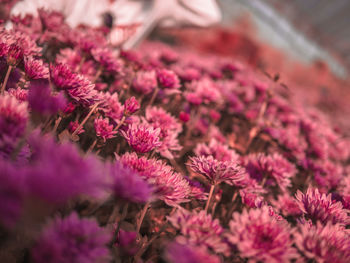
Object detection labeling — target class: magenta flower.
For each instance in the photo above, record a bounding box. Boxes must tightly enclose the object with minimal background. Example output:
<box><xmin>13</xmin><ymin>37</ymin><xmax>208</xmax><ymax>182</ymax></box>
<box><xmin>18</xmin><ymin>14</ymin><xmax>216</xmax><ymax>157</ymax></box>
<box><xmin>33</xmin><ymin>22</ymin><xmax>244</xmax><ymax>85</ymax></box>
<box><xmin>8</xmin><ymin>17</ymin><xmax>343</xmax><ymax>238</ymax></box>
<box><xmin>109</xmin><ymin>161</ymin><xmax>152</xmax><ymax>204</ymax></box>
<box><xmin>119</xmin><ymin>152</ymin><xmax>191</xmax><ymax>206</ymax></box>
<box><xmin>0</xmin><ymin>158</ymin><xmax>26</xmax><ymax>227</ymax></box>
<box><xmin>132</xmin><ymin>70</ymin><xmax>157</xmax><ymax>95</ymax></box>
<box><xmin>0</xmin><ymin>93</ymin><xmax>28</xmax><ymax>139</ymax></box>
<box><xmin>188</xmin><ymin>155</ymin><xmax>246</xmax><ymax>186</ymax></box>
<box><xmin>7</xmin><ymin>43</ymin><xmax>23</xmax><ymax>66</ymax></box>
<box><xmin>8</xmin><ymin>87</ymin><xmax>28</xmax><ymax>102</ymax></box>
<box><xmin>124</xmin><ymin>96</ymin><xmax>140</xmax><ymax>116</ymax></box>
<box><xmin>121</xmin><ymin>123</ymin><xmax>161</xmax><ymax>153</ymax></box>
<box><xmin>66</xmin><ymin>75</ymin><xmax>99</xmax><ymax>106</ymax></box>
<box><xmin>243</xmin><ymin>153</ymin><xmax>296</xmax><ymax>191</ymax></box>
<box><xmin>24</xmin><ymin>57</ymin><xmax>49</xmax><ymax>80</ymax></box>
<box><xmin>26</xmin><ymin>133</ymin><xmax>107</xmax><ymax>204</ymax></box>
<box><xmin>168</xmin><ymin>209</ymin><xmax>230</xmax><ymax>256</ymax></box>
<box><xmin>165</xmin><ymin>242</ymin><xmax>220</xmax><ymax>263</ymax></box>
<box><xmin>94</xmin><ymin>117</ymin><xmax>117</xmax><ymax>142</ymax></box>
<box><xmin>91</xmin><ymin>47</ymin><xmax>122</xmax><ymax>74</ymax></box>
<box><xmin>28</xmin><ymin>80</ymin><xmax>67</xmax><ymax>115</ymax></box>
<box><xmin>194</xmin><ymin>138</ymin><xmax>239</xmax><ymax>162</ymax></box>
<box><xmin>101</xmin><ymin>92</ymin><xmax>124</xmax><ymax>123</ymax></box>
<box><xmin>156</xmin><ymin>68</ymin><xmax>181</xmax><ymax>90</ymax></box>
<box><xmin>294</xmin><ymin>222</ymin><xmax>350</xmax><ymax>263</ymax></box>
<box><xmin>32</xmin><ymin>212</ymin><xmax>111</xmax><ymax>263</ymax></box>
<box><xmin>295</xmin><ymin>187</ymin><xmax>349</xmax><ymax>225</ymax></box>
<box><xmin>50</xmin><ymin>63</ymin><xmax>78</xmax><ymax>90</ymax></box>
<box><xmin>226</xmin><ymin>206</ymin><xmax>297</xmax><ymax>263</ymax></box>
<box><xmin>272</xmin><ymin>193</ymin><xmax>302</xmax><ymax>217</ymax></box>
<box><xmin>185</xmin><ymin>78</ymin><xmax>222</xmax><ymax>105</ymax></box>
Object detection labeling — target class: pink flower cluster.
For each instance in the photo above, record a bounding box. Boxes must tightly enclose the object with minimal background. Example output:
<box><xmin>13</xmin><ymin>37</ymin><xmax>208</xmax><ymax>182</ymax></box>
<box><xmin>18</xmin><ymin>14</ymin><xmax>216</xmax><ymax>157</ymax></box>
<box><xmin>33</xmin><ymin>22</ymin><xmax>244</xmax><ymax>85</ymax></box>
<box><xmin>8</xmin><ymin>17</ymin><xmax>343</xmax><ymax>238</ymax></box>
<box><xmin>0</xmin><ymin>7</ymin><xmax>350</xmax><ymax>263</ymax></box>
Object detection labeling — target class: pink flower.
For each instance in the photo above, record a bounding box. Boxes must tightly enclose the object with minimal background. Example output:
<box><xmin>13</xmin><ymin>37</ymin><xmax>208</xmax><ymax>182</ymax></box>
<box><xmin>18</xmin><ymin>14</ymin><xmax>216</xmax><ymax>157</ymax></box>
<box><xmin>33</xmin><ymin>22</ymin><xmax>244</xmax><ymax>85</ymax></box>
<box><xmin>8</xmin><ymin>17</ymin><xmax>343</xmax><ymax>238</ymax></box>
<box><xmin>121</xmin><ymin>123</ymin><xmax>161</xmax><ymax>153</ymax></box>
<box><xmin>8</xmin><ymin>88</ymin><xmax>28</xmax><ymax>102</ymax></box>
<box><xmin>168</xmin><ymin>209</ymin><xmax>230</xmax><ymax>256</ymax></box>
<box><xmin>0</xmin><ymin>93</ymin><xmax>28</xmax><ymax>139</ymax></box>
<box><xmin>271</xmin><ymin>193</ymin><xmax>302</xmax><ymax>217</ymax></box>
<box><xmin>119</xmin><ymin>152</ymin><xmax>190</xmax><ymax>206</ymax></box>
<box><xmin>68</xmin><ymin>121</ymin><xmax>84</xmax><ymax>135</ymax></box>
<box><xmin>156</xmin><ymin>69</ymin><xmax>180</xmax><ymax>90</ymax></box>
<box><xmin>188</xmin><ymin>155</ymin><xmax>246</xmax><ymax>186</ymax></box>
<box><xmin>243</xmin><ymin>153</ymin><xmax>296</xmax><ymax>191</ymax></box>
<box><xmin>24</xmin><ymin>57</ymin><xmax>49</xmax><ymax>80</ymax></box>
<box><xmin>124</xmin><ymin>96</ymin><xmax>140</xmax><ymax>115</ymax></box>
<box><xmin>294</xmin><ymin>222</ymin><xmax>350</xmax><ymax>263</ymax></box>
<box><xmin>91</xmin><ymin>47</ymin><xmax>122</xmax><ymax>74</ymax></box>
<box><xmin>94</xmin><ymin>117</ymin><xmax>117</xmax><ymax>142</ymax></box>
<box><xmin>295</xmin><ymin>187</ymin><xmax>349</xmax><ymax>225</ymax></box>
<box><xmin>66</xmin><ymin>75</ymin><xmax>99</xmax><ymax>106</ymax></box>
<box><xmin>226</xmin><ymin>206</ymin><xmax>297</xmax><ymax>263</ymax></box>
<box><xmin>132</xmin><ymin>70</ymin><xmax>157</xmax><ymax>95</ymax></box>
<box><xmin>101</xmin><ymin>92</ymin><xmax>124</xmax><ymax>123</ymax></box>
<box><xmin>194</xmin><ymin>139</ymin><xmax>239</xmax><ymax>162</ymax></box>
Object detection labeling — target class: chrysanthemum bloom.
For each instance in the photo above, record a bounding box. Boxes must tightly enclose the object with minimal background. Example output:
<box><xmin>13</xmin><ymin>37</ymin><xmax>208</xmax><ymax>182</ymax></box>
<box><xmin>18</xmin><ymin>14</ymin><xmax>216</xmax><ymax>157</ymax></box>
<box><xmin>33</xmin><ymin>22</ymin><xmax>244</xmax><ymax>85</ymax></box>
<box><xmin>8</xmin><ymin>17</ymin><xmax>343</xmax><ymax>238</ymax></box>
<box><xmin>168</xmin><ymin>209</ymin><xmax>230</xmax><ymax>256</ymax></box>
<box><xmin>295</xmin><ymin>187</ymin><xmax>349</xmax><ymax>225</ymax></box>
<box><xmin>0</xmin><ymin>93</ymin><xmax>28</xmax><ymax>139</ymax></box>
<box><xmin>101</xmin><ymin>92</ymin><xmax>124</xmax><ymax>123</ymax></box>
<box><xmin>32</xmin><ymin>212</ymin><xmax>111</xmax><ymax>263</ymax></box>
<box><xmin>28</xmin><ymin>80</ymin><xmax>66</xmax><ymax>115</ymax></box>
<box><xmin>156</xmin><ymin>68</ymin><xmax>180</xmax><ymax>90</ymax></box>
<box><xmin>108</xmin><ymin>161</ymin><xmax>152</xmax><ymax>204</ymax></box>
<box><xmin>145</xmin><ymin>106</ymin><xmax>182</xmax><ymax>158</ymax></box>
<box><xmin>119</xmin><ymin>152</ymin><xmax>191</xmax><ymax>206</ymax></box>
<box><xmin>26</xmin><ymin>133</ymin><xmax>107</xmax><ymax>204</ymax></box>
<box><xmin>188</xmin><ymin>155</ymin><xmax>246</xmax><ymax>186</ymax></box>
<box><xmin>66</xmin><ymin>75</ymin><xmax>99</xmax><ymax>106</ymax></box>
<box><xmin>8</xmin><ymin>87</ymin><xmax>28</xmax><ymax>102</ymax></box>
<box><xmin>124</xmin><ymin>96</ymin><xmax>140</xmax><ymax>116</ymax></box>
<box><xmin>194</xmin><ymin>139</ymin><xmax>239</xmax><ymax>162</ymax></box>
<box><xmin>164</xmin><ymin>242</ymin><xmax>220</xmax><ymax>263</ymax></box>
<box><xmin>132</xmin><ymin>70</ymin><xmax>157</xmax><ymax>95</ymax></box>
<box><xmin>121</xmin><ymin>123</ymin><xmax>161</xmax><ymax>153</ymax></box>
<box><xmin>7</xmin><ymin>43</ymin><xmax>23</xmax><ymax>66</ymax></box>
<box><xmin>226</xmin><ymin>206</ymin><xmax>297</xmax><ymax>263</ymax></box>
<box><xmin>271</xmin><ymin>193</ymin><xmax>302</xmax><ymax>217</ymax></box>
<box><xmin>0</xmin><ymin>158</ymin><xmax>26</xmax><ymax>227</ymax></box>
<box><xmin>294</xmin><ymin>222</ymin><xmax>350</xmax><ymax>263</ymax></box>
<box><xmin>94</xmin><ymin>117</ymin><xmax>117</xmax><ymax>142</ymax></box>
<box><xmin>185</xmin><ymin>78</ymin><xmax>222</xmax><ymax>105</ymax></box>
<box><xmin>24</xmin><ymin>57</ymin><xmax>49</xmax><ymax>80</ymax></box>
<box><xmin>91</xmin><ymin>47</ymin><xmax>122</xmax><ymax>74</ymax></box>
<box><xmin>50</xmin><ymin>63</ymin><xmax>79</xmax><ymax>90</ymax></box>
<box><xmin>243</xmin><ymin>153</ymin><xmax>296</xmax><ymax>191</ymax></box>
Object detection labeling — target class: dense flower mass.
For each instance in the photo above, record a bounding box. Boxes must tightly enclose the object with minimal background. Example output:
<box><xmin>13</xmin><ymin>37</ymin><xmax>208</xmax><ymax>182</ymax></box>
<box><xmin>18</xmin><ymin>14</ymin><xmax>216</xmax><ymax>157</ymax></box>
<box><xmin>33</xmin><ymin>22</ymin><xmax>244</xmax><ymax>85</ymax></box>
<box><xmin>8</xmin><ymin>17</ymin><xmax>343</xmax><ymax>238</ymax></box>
<box><xmin>226</xmin><ymin>206</ymin><xmax>297</xmax><ymax>263</ymax></box>
<box><xmin>32</xmin><ymin>212</ymin><xmax>111</xmax><ymax>263</ymax></box>
<box><xmin>0</xmin><ymin>6</ymin><xmax>350</xmax><ymax>263</ymax></box>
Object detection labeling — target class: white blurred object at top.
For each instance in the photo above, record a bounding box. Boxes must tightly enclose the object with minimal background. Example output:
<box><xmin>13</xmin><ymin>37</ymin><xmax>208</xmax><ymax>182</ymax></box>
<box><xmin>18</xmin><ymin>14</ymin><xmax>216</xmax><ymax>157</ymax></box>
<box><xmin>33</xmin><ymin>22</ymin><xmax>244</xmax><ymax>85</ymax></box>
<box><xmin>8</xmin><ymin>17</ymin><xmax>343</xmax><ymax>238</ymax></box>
<box><xmin>10</xmin><ymin>0</ymin><xmax>222</xmax><ymax>48</ymax></box>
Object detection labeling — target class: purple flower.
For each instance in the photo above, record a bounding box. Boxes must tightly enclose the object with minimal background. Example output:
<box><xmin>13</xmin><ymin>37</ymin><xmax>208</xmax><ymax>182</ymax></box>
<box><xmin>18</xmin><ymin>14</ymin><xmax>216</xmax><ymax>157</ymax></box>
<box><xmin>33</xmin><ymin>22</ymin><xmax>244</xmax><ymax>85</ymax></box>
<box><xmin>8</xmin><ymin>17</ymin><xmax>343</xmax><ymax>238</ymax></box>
<box><xmin>94</xmin><ymin>117</ymin><xmax>117</xmax><ymax>142</ymax></box>
<box><xmin>26</xmin><ymin>133</ymin><xmax>107</xmax><ymax>204</ymax></box>
<box><xmin>124</xmin><ymin>96</ymin><xmax>140</xmax><ymax>116</ymax></box>
<box><xmin>132</xmin><ymin>70</ymin><xmax>157</xmax><ymax>95</ymax></box>
<box><xmin>0</xmin><ymin>158</ymin><xmax>26</xmax><ymax>227</ymax></box>
<box><xmin>294</xmin><ymin>222</ymin><xmax>350</xmax><ymax>262</ymax></box>
<box><xmin>226</xmin><ymin>206</ymin><xmax>297</xmax><ymax>263</ymax></box>
<box><xmin>0</xmin><ymin>93</ymin><xmax>28</xmax><ymax>139</ymax></box>
<box><xmin>188</xmin><ymin>155</ymin><xmax>246</xmax><ymax>186</ymax></box>
<box><xmin>165</xmin><ymin>242</ymin><xmax>220</xmax><ymax>263</ymax></box>
<box><xmin>115</xmin><ymin>230</ymin><xmax>139</xmax><ymax>256</ymax></box>
<box><xmin>243</xmin><ymin>153</ymin><xmax>296</xmax><ymax>191</ymax></box>
<box><xmin>119</xmin><ymin>152</ymin><xmax>191</xmax><ymax>206</ymax></box>
<box><xmin>121</xmin><ymin>123</ymin><xmax>161</xmax><ymax>153</ymax></box>
<box><xmin>28</xmin><ymin>80</ymin><xmax>67</xmax><ymax>115</ymax></box>
<box><xmin>295</xmin><ymin>187</ymin><xmax>349</xmax><ymax>225</ymax></box>
<box><xmin>109</xmin><ymin>161</ymin><xmax>152</xmax><ymax>204</ymax></box>
<box><xmin>168</xmin><ymin>209</ymin><xmax>229</xmax><ymax>256</ymax></box>
<box><xmin>32</xmin><ymin>212</ymin><xmax>111</xmax><ymax>263</ymax></box>
<box><xmin>24</xmin><ymin>57</ymin><xmax>49</xmax><ymax>80</ymax></box>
